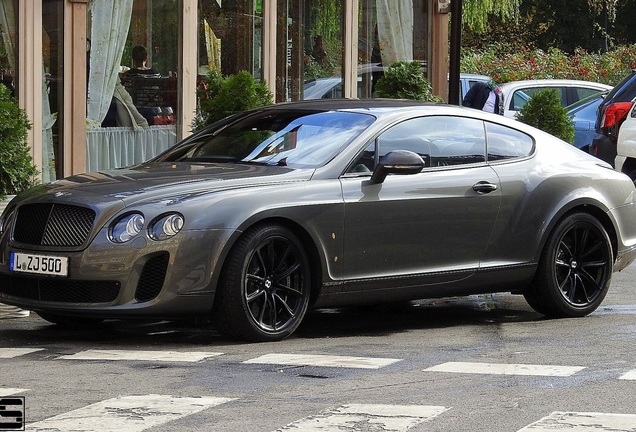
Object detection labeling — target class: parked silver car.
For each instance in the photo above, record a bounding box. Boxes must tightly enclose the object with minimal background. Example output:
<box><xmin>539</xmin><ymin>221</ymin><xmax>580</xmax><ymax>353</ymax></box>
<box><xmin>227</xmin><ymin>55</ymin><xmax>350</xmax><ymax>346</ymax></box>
<box><xmin>2</xmin><ymin>99</ymin><xmax>636</xmax><ymax>342</ymax></box>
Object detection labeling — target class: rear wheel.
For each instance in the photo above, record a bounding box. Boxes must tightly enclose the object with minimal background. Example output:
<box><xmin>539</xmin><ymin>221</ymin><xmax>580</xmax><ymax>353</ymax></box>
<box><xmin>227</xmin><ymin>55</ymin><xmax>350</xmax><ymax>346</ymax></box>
<box><xmin>524</xmin><ymin>212</ymin><xmax>613</xmax><ymax>317</ymax></box>
<box><xmin>212</xmin><ymin>224</ymin><xmax>311</xmax><ymax>342</ymax></box>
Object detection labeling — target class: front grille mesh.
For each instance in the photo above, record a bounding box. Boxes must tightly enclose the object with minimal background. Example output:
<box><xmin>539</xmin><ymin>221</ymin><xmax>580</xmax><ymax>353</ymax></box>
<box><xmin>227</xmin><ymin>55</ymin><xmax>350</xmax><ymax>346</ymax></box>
<box><xmin>14</xmin><ymin>204</ymin><xmax>95</xmax><ymax>247</ymax></box>
<box><xmin>135</xmin><ymin>253</ymin><xmax>169</xmax><ymax>302</ymax></box>
<box><xmin>0</xmin><ymin>273</ymin><xmax>120</xmax><ymax>303</ymax></box>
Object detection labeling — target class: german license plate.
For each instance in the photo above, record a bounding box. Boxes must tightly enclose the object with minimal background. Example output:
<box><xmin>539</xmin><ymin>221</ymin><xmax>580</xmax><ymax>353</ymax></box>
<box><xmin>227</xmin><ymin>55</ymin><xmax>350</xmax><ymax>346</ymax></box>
<box><xmin>10</xmin><ymin>252</ymin><xmax>68</xmax><ymax>277</ymax></box>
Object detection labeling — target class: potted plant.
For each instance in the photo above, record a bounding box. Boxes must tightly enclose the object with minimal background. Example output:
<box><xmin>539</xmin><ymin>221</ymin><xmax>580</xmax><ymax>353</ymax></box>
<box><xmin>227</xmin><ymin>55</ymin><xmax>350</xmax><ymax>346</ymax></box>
<box><xmin>515</xmin><ymin>88</ymin><xmax>575</xmax><ymax>143</ymax></box>
<box><xmin>374</xmin><ymin>61</ymin><xmax>444</xmax><ymax>102</ymax></box>
<box><xmin>192</xmin><ymin>70</ymin><xmax>274</xmax><ymax>131</ymax></box>
<box><xmin>0</xmin><ymin>84</ymin><xmax>38</xmax><ymax>202</ymax></box>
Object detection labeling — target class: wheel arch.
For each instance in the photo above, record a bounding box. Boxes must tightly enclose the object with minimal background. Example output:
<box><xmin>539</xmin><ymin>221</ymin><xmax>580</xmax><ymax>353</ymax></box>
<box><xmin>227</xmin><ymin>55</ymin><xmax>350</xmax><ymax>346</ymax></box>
<box><xmin>537</xmin><ymin>202</ymin><xmax>618</xmax><ymax>264</ymax></box>
<box><xmin>211</xmin><ymin>216</ymin><xmax>325</xmax><ymax>309</ymax></box>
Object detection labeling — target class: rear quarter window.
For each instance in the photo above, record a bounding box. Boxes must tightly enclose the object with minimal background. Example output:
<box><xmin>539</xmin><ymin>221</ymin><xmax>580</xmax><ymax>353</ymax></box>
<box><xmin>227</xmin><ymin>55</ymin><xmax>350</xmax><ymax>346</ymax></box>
<box><xmin>485</xmin><ymin>122</ymin><xmax>534</xmax><ymax>161</ymax></box>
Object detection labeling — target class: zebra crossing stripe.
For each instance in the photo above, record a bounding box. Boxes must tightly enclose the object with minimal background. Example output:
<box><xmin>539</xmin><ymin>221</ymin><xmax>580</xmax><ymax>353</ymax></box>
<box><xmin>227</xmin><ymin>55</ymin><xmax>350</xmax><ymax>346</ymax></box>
<box><xmin>0</xmin><ymin>388</ymin><xmax>28</xmax><ymax>396</ymax></box>
<box><xmin>0</xmin><ymin>348</ymin><xmax>44</xmax><ymax>358</ymax></box>
<box><xmin>58</xmin><ymin>349</ymin><xmax>223</xmax><ymax>362</ymax></box>
<box><xmin>517</xmin><ymin>411</ymin><xmax>636</xmax><ymax>431</ymax></box>
<box><xmin>619</xmin><ymin>370</ymin><xmax>636</xmax><ymax>380</ymax></box>
<box><xmin>27</xmin><ymin>394</ymin><xmax>234</xmax><ymax>432</ymax></box>
<box><xmin>244</xmin><ymin>353</ymin><xmax>401</xmax><ymax>369</ymax></box>
<box><xmin>424</xmin><ymin>362</ymin><xmax>584</xmax><ymax>377</ymax></box>
<box><xmin>274</xmin><ymin>404</ymin><xmax>450</xmax><ymax>432</ymax></box>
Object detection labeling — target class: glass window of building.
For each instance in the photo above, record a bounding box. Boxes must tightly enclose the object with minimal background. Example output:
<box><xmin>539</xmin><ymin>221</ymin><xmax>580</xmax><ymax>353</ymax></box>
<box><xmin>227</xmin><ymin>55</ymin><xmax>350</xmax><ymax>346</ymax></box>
<box><xmin>86</xmin><ymin>0</ymin><xmax>179</xmax><ymax>172</ymax></box>
<box><xmin>277</xmin><ymin>0</ymin><xmax>344</xmax><ymax>102</ymax></box>
<box><xmin>198</xmin><ymin>0</ymin><xmax>263</xmax><ymax>80</ymax></box>
<box><xmin>42</xmin><ymin>1</ymin><xmax>63</xmax><ymax>182</ymax></box>
<box><xmin>358</xmin><ymin>0</ymin><xmax>429</xmax><ymax>98</ymax></box>
<box><xmin>0</xmin><ymin>0</ymin><xmax>18</xmax><ymax>99</ymax></box>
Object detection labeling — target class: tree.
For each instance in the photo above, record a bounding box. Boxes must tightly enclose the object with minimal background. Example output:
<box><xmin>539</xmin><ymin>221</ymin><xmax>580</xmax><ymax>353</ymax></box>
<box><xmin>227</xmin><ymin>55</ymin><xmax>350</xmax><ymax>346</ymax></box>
<box><xmin>515</xmin><ymin>88</ymin><xmax>575</xmax><ymax>143</ymax></box>
<box><xmin>462</xmin><ymin>0</ymin><xmax>521</xmax><ymax>33</ymax></box>
<box><xmin>462</xmin><ymin>0</ymin><xmax>636</xmax><ymax>53</ymax></box>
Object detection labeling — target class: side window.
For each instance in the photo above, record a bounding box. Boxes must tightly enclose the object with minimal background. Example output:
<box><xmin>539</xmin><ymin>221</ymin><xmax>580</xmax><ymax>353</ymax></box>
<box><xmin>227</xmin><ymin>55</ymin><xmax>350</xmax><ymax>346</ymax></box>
<box><xmin>574</xmin><ymin>87</ymin><xmax>602</xmax><ymax>102</ymax></box>
<box><xmin>347</xmin><ymin>116</ymin><xmax>488</xmax><ymax>174</ymax></box>
<box><xmin>379</xmin><ymin>116</ymin><xmax>486</xmax><ymax>167</ymax></box>
<box><xmin>485</xmin><ymin>122</ymin><xmax>534</xmax><ymax>161</ymax></box>
<box><xmin>512</xmin><ymin>87</ymin><xmax>567</xmax><ymax>110</ymax></box>
<box><xmin>348</xmin><ymin>141</ymin><xmax>376</xmax><ymax>174</ymax></box>
<box><xmin>420</xmin><ymin>116</ymin><xmax>486</xmax><ymax>166</ymax></box>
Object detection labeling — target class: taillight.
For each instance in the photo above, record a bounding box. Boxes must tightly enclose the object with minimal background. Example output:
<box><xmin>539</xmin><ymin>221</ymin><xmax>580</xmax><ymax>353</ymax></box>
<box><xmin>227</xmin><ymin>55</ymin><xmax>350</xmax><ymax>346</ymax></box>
<box><xmin>601</xmin><ymin>102</ymin><xmax>633</xmax><ymax>128</ymax></box>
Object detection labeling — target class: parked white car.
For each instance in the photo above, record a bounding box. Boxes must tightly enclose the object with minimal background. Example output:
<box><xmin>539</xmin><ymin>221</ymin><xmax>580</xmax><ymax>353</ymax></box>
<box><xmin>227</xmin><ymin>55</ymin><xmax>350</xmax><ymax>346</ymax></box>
<box><xmin>498</xmin><ymin>79</ymin><xmax>612</xmax><ymax>119</ymax></box>
<box><xmin>614</xmin><ymin>101</ymin><xmax>636</xmax><ymax>181</ymax></box>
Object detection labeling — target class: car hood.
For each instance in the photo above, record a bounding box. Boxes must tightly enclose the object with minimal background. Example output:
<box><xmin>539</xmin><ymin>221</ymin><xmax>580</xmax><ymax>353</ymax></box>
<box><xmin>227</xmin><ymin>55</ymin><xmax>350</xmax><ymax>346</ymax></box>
<box><xmin>16</xmin><ymin>162</ymin><xmax>315</xmax><ymax>208</ymax></box>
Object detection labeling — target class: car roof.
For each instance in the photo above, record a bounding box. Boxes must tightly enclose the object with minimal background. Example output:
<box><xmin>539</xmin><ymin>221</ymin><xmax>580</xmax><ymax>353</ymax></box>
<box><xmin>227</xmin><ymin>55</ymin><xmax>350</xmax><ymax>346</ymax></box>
<box><xmin>266</xmin><ymin>98</ymin><xmax>436</xmax><ymax>113</ymax></box>
<box><xmin>254</xmin><ymin>99</ymin><xmax>541</xmax><ymax>131</ymax></box>
<box><xmin>499</xmin><ymin>79</ymin><xmax>612</xmax><ymax>90</ymax></box>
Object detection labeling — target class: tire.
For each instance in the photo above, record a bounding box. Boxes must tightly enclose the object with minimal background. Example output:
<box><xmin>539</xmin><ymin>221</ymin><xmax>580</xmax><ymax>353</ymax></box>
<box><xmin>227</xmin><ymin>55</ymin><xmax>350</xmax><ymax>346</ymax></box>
<box><xmin>524</xmin><ymin>212</ymin><xmax>613</xmax><ymax>317</ymax></box>
<box><xmin>36</xmin><ymin>312</ymin><xmax>104</xmax><ymax>327</ymax></box>
<box><xmin>212</xmin><ymin>224</ymin><xmax>311</xmax><ymax>342</ymax></box>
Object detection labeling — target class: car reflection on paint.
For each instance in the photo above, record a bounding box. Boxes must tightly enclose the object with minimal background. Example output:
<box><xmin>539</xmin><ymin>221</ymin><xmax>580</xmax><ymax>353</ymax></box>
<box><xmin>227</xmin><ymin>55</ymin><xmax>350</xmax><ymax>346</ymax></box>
<box><xmin>1</xmin><ymin>99</ymin><xmax>636</xmax><ymax>342</ymax></box>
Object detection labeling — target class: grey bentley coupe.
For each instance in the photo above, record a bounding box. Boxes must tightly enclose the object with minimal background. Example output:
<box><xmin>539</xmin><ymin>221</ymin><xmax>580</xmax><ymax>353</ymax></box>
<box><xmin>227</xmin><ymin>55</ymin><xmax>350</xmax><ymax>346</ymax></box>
<box><xmin>2</xmin><ymin>99</ymin><xmax>636</xmax><ymax>341</ymax></box>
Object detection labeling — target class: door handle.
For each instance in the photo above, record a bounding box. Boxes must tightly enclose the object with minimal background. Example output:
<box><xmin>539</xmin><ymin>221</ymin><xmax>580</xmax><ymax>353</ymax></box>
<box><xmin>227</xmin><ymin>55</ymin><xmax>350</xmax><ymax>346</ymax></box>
<box><xmin>472</xmin><ymin>181</ymin><xmax>498</xmax><ymax>194</ymax></box>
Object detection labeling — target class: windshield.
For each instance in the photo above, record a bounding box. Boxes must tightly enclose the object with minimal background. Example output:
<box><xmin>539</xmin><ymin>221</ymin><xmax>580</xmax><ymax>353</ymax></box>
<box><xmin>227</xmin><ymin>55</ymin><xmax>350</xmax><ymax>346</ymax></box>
<box><xmin>157</xmin><ymin>109</ymin><xmax>375</xmax><ymax>168</ymax></box>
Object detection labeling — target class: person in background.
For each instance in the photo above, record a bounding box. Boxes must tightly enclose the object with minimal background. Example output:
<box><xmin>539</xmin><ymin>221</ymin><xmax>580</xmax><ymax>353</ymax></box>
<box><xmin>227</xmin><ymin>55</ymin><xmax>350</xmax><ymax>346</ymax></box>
<box><xmin>126</xmin><ymin>45</ymin><xmax>160</xmax><ymax>77</ymax></box>
<box><xmin>462</xmin><ymin>79</ymin><xmax>502</xmax><ymax>114</ymax></box>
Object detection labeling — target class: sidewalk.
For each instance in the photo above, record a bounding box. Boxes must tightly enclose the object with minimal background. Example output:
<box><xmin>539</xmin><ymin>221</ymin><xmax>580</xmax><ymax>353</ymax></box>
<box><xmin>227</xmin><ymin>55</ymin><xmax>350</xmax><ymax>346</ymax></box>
<box><xmin>0</xmin><ymin>195</ymin><xmax>30</xmax><ymax>318</ymax></box>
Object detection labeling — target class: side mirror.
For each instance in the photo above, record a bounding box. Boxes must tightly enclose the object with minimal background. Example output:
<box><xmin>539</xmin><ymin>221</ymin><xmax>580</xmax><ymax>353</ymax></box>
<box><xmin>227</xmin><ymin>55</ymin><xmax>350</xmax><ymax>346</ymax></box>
<box><xmin>370</xmin><ymin>150</ymin><xmax>425</xmax><ymax>183</ymax></box>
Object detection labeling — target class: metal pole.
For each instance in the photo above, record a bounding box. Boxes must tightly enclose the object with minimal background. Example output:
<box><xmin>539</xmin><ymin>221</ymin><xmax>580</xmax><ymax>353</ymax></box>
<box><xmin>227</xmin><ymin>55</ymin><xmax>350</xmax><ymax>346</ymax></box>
<box><xmin>448</xmin><ymin>0</ymin><xmax>462</xmax><ymax>105</ymax></box>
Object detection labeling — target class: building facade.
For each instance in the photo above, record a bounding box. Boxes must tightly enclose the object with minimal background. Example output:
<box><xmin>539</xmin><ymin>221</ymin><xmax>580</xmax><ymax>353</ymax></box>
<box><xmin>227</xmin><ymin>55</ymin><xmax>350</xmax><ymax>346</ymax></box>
<box><xmin>0</xmin><ymin>0</ymin><xmax>449</xmax><ymax>182</ymax></box>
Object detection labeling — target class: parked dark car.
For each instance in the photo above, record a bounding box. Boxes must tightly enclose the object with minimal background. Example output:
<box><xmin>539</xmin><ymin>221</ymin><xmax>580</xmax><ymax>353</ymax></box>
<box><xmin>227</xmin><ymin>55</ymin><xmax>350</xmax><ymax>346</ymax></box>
<box><xmin>590</xmin><ymin>70</ymin><xmax>636</xmax><ymax>166</ymax></box>
<box><xmin>2</xmin><ymin>99</ymin><xmax>636</xmax><ymax>342</ymax></box>
<box><xmin>566</xmin><ymin>90</ymin><xmax>609</xmax><ymax>153</ymax></box>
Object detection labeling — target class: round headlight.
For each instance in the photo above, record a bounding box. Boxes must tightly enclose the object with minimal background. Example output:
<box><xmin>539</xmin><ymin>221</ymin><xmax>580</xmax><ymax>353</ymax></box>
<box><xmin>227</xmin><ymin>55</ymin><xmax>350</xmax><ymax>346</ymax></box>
<box><xmin>149</xmin><ymin>213</ymin><xmax>184</xmax><ymax>241</ymax></box>
<box><xmin>110</xmin><ymin>213</ymin><xmax>145</xmax><ymax>243</ymax></box>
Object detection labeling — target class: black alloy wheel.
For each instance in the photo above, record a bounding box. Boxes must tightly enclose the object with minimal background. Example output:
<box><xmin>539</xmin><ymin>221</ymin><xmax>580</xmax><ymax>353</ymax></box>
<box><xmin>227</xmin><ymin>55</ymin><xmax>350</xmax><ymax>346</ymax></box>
<box><xmin>213</xmin><ymin>223</ymin><xmax>311</xmax><ymax>342</ymax></box>
<box><xmin>524</xmin><ymin>212</ymin><xmax>613</xmax><ymax>317</ymax></box>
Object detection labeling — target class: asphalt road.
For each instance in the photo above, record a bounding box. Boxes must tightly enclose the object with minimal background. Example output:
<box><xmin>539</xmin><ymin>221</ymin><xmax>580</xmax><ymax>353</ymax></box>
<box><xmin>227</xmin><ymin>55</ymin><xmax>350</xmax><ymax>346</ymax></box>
<box><xmin>1</xmin><ymin>265</ymin><xmax>636</xmax><ymax>431</ymax></box>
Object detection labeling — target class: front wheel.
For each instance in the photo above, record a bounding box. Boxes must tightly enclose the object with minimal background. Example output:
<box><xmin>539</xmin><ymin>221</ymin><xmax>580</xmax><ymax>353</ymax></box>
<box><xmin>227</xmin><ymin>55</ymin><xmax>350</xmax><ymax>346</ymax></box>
<box><xmin>524</xmin><ymin>212</ymin><xmax>613</xmax><ymax>317</ymax></box>
<box><xmin>212</xmin><ymin>224</ymin><xmax>311</xmax><ymax>342</ymax></box>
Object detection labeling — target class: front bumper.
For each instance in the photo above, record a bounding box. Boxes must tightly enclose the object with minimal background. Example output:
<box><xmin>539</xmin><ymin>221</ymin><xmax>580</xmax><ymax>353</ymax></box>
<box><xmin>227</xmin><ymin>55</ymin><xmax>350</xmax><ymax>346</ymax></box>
<box><xmin>0</xmin><ymin>228</ymin><xmax>235</xmax><ymax>319</ymax></box>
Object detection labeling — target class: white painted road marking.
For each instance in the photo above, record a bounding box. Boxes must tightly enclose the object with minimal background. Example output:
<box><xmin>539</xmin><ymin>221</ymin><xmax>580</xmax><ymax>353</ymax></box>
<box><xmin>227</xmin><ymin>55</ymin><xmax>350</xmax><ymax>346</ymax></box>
<box><xmin>58</xmin><ymin>349</ymin><xmax>223</xmax><ymax>362</ymax></box>
<box><xmin>0</xmin><ymin>388</ymin><xmax>28</xmax><ymax>396</ymax></box>
<box><xmin>620</xmin><ymin>370</ymin><xmax>636</xmax><ymax>380</ymax></box>
<box><xmin>244</xmin><ymin>353</ymin><xmax>401</xmax><ymax>369</ymax></box>
<box><xmin>0</xmin><ymin>348</ymin><xmax>44</xmax><ymax>358</ymax></box>
<box><xmin>518</xmin><ymin>411</ymin><xmax>636</xmax><ymax>431</ymax></box>
<box><xmin>274</xmin><ymin>404</ymin><xmax>450</xmax><ymax>432</ymax></box>
<box><xmin>424</xmin><ymin>361</ymin><xmax>585</xmax><ymax>377</ymax></box>
<box><xmin>27</xmin><ymin>394</ymin><xmax>234</xmax><ymax>432</ymax></box>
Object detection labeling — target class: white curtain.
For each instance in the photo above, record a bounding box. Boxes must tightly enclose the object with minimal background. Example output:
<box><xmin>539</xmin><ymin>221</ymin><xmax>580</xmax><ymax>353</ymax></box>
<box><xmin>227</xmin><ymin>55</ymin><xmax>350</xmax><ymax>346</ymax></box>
<box><xmin>87</xmin><ymin>0</ymin><xmax>134</xmax><ymax>127</ymax></box>
<box><xmin>42</xmin><ymin>67</ymin><xmax>57</xmax><ymax>182</ymax></box>
<box><xmin>376</xmin><ymin>0</ymin><xmax>413</xmax><ymax>64</ymax></box>
<box><xmin>86</xmin><ymin>125</ymin><xmax>177</xmax><ymax>172</ymax></box>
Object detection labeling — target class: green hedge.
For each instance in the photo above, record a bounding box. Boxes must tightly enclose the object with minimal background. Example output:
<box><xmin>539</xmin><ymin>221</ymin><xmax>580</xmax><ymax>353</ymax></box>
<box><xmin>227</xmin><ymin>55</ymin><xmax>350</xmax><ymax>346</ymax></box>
<box><xmin>461</xmin><ymin>44</ymin><xmax>636</xmax><ymax>86</ymax></box>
